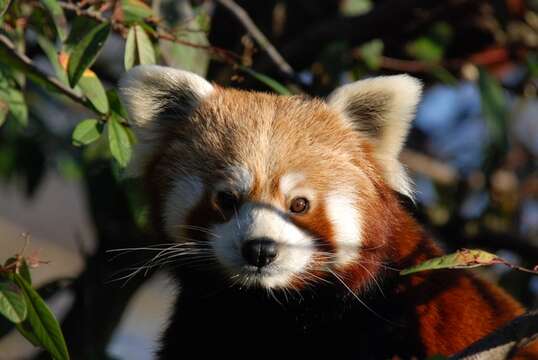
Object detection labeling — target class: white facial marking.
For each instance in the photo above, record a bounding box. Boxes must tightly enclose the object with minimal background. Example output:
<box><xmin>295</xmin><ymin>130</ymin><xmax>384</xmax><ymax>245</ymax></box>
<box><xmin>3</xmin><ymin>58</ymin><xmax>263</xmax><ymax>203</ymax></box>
<box><xmin>211</xmin><ymin>202</ymin><xmax>314</xmax><ymax>289</ymax></box>
<box><xmin>218</xmin><ymin>166</ymin><xmax>252</xmax><ymax>194</ymax></box>
<box><xmin>279</xmin><ymin>172</ymin><xmax>305</xmax><ymax>195</ymax></box>
<box><xmin>163</xmin><ymin>176</ymin><xmax>204</xmax><ymax>242</ymax></box>
<box><xmin>325</xmin><ymin>190</ymin><xmax>361</xmax><ymax>266</ymax></box>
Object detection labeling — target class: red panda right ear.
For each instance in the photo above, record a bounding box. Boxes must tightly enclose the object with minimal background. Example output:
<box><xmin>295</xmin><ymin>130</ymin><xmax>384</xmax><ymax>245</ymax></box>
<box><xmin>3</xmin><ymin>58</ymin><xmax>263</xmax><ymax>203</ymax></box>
<box><xmin>327</xmin><ymin>75</ymin><xmax>422</xmax><ymax>198</ymax></box>
<box><xmin>118</xmin><ymin>65</ymin><xmax>214</xmax><ymax>176</ymax></box>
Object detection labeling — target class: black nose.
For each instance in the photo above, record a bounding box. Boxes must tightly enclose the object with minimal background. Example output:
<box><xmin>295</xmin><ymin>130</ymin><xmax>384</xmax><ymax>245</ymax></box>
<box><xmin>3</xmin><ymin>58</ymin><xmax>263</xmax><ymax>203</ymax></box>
<box><xmin>241</xmin><ymin>238</ymin><xmax>278</xmax><ymax>268</ymax></box>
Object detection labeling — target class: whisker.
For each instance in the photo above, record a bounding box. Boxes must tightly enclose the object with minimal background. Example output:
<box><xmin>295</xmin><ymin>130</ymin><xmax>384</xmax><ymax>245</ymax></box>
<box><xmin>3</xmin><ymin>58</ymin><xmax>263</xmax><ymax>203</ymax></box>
<box><xmin>327</xmin><ymin>269</ymin><xmax>395</xmax><ymax>325</ymax></box>
<box><xmin>356</xmin><ymin>262</ymin><xmax>385</xmax><ymax>298</ymax></box>
<box><xmin>174</xmin><ymin>224</ymin><xmax>218</xmax><ymax>236</ymax></box>
<box><xmin>360</xmin><ymin>243</ymin><xmax>387</xmax><ymax>251</ymax></box>
<box><xmin>304</xmin><ymin>270</ymin><xmax>332</xmax><ymax>285</ymax></box>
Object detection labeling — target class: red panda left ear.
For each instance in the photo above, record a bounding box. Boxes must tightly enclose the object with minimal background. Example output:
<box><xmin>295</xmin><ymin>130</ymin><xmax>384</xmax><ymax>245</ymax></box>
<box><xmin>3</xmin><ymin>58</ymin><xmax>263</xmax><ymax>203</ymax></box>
<box><xmin>118</xmin><ymin>65</ymin><xmax>214</xmax><ymax>176</ymax></box>
<box><xmin>327</xmin><ymin>74</ymin><xmax>422</xmax><ymax>198</ymax></box>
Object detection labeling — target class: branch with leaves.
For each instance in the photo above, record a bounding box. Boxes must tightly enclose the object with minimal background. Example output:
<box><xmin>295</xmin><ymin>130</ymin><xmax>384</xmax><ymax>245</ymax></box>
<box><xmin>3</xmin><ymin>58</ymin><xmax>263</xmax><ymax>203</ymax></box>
<box><xmin>0</xmin><ymin>34</ymin><xmax>89</xmax><ymax>107</ymax></box>
<box><xmin>216</xmin><ymin>0</ymin><xmax>294</xmax><ymax>76</ymax></box>
<box><xmin>0</xmin><ymin>237</ymin><xmax>69</xmax><ymax>360</ymax></box>
<box><xmin>401</xmin><ymin>249</ymin><xmax>538</xmax><ymax>276</ymax></box>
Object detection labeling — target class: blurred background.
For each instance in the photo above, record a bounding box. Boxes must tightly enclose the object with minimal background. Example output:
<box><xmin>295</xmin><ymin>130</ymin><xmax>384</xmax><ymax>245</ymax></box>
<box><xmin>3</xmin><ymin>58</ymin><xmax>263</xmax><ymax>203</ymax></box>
<box><xmin>0</xmin><ymin>0</ymin><xmax>537</xmax><ymax>359</ymax></box>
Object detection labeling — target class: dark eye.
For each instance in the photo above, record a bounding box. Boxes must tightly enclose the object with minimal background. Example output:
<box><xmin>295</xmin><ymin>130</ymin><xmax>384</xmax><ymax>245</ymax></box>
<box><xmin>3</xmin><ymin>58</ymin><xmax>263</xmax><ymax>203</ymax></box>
<box><xmin>290</xmin><ymin>197</ymin><xmax>309</xmax><ymax>214</ymax></box>
<box><xmin>216</xmin><ymin>191</ymin><xmax>239</xmax><ymax>211</ymax></box>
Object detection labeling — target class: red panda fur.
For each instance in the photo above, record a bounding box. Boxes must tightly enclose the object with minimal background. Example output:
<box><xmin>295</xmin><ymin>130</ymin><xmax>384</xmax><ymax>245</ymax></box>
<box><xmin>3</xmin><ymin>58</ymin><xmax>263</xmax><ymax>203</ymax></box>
<box><xmin>117</xmin><ymin>66</ymin><xmax>538</xmax><ymax>359</ymax></box>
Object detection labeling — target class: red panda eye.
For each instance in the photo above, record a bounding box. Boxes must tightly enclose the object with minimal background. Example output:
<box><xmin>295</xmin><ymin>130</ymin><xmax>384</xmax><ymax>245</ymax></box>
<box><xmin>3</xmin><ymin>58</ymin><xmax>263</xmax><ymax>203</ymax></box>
<box><xmin>216</xmin><ymin>191</ymin><xmax>239</xmax><ymax>211</ymax></box>
<box><xmin>290</xmin><ymin>197</ymin><xmax>309</xmax><ymax>214</ymax></box>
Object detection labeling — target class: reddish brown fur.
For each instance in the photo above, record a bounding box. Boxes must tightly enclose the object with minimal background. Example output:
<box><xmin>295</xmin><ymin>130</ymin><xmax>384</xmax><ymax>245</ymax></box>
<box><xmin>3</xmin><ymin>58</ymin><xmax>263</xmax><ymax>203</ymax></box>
<box><xmin>141</xmin><ymin>87</ymin><xmax>537</xmax><ymax>358</ymax></box>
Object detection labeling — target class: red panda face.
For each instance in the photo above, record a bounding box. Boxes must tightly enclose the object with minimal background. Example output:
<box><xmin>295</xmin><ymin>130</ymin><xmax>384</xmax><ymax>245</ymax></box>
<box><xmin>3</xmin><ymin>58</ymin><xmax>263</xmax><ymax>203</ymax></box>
<box><xmin>119</xmin><ymin>65</ymin><xmax>422</xmax><ymax>290</ymax></box>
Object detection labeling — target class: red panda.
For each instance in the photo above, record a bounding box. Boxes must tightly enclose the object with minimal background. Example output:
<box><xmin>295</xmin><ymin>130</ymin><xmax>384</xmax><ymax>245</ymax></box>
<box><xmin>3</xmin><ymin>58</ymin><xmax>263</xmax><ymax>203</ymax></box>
<box><xmin>118</xmin><ymin>65</ymin><xmax>538</xmax><ymax>359</ymax></box>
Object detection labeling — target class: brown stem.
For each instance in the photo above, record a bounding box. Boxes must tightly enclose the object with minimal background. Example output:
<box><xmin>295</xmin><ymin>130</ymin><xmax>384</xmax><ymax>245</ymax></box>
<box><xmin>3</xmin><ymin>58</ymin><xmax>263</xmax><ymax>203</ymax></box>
<box><xmin>0</xmin><ymin>34</ymin><xmax>91</xmax><ymax>108</ymax></box>
<box><xmin>58</xmin><ymin>1</ymin><xmax>108</xmax><ymax>23</ymax></box>
<box><xmin>216</xmin><ymin>0</ymin><xmax>294</xmax><ymax>76</ymax></box>
<box><xmin>58</xmin><ymin>0</ymin><xmax>241</xmax><ymax>66</ymax></box>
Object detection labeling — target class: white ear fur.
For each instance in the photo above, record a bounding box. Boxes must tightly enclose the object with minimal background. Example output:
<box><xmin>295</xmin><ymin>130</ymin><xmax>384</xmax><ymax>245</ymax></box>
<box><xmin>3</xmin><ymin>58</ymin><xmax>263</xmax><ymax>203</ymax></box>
<box><xmin>327</xmin><ymin>75</ymin><xmax>422</xmax><ymax>198</ymax></box>
<box><xmin>118</xmin><ymin>65</ymin><xmax>214</xmax><ymax>176</ymax></box>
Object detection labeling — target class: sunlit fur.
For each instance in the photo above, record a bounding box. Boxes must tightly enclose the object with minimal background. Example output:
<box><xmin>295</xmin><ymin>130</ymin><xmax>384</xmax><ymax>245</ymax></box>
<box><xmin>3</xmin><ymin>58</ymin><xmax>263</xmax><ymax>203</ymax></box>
<box><xmin>118</xmin><ymin>65</ymin><xmax>537</xmax><ymax>359</ymax></box>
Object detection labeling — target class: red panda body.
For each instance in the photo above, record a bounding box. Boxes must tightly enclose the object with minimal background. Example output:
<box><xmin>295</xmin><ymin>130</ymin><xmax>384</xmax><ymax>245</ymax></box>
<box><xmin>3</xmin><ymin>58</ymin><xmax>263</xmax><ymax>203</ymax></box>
<box><xmin>118</xmin><ymin>65</ymin><xmax>537</xmax><ymax>359</ymax></box>
<box><xmin>157</xmin><ymin>198</ymin><xmax>527</xmax><ymax>359</ymax></box>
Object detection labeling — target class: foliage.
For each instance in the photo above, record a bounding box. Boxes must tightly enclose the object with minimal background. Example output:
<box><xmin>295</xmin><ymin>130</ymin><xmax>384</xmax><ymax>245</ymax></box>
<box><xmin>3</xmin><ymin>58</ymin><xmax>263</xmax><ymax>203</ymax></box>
<box><xmin>0</xmin><ymin>240</ymin><xmax>69</xmax><ymax>360</ymax></box>
<box><xmin>401</xmin><ymin>249</ymin><xmax>538</xmax><ymax>276</ymax></box>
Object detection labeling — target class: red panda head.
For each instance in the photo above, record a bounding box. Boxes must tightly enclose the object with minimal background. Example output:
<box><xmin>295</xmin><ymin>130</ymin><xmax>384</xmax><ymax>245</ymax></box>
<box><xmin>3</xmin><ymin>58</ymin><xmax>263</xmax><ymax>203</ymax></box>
<box><xmin>119</xmin><ymin>65</ymin><xmax>422</xmax><ymax>291</ymax></box>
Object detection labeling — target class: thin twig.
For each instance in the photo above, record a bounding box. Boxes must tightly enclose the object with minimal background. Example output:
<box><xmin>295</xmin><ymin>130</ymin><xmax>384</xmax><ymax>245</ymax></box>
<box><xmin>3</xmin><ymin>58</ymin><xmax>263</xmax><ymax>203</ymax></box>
<box><xmin>400</xmin><ymin>149</ymin><xmax>459</xmax><ymax>185</ymax></box>
<box><xmin>216</xmin><ymin>0</ymin><xmax>294</xmax><ymax>76</ymax></box>
<box><xmin>58</xmin><ymin>0</ymin><xmax>241</xmax><ymax>65</ymax></box>
<box><xmin>0</xmin><ymin>34</ymin><xmax>91</xmax><ymax>108</ymax></box>
<box><xmin>0</xmin><ymin>0</ymin><xmax>14</xmax><ymax>17</ymax></box>
<box><xmin>59</xmin><ymin>1</ymin><xmax>108</xmax><ymax>23</ymax></box>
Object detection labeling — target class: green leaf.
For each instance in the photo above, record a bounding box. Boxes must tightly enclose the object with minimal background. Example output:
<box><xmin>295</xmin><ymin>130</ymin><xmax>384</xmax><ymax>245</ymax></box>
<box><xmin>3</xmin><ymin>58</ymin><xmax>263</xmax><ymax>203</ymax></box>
<box><xmin>134</xmin><ymin>25</ymin><xmax>155</xmax><ymax>65</ymax></box>
<box><xmin>56</xmin><ymin>154</ymin><xmax>82</xmax><ymax>180</ymax></box>
<box><xmin>16</xmin><ymin>321</ymin><xmax>40</xmax><ymax>346</ymax></box>
<box><xmin>239</xmin><ymin>66</ymin><xmax>291</xmax><ymax>95</ymax></box>
<box><xmin>135</xmin><ymin>25</ymin><xmax>155</xmax><ymax>64</ymax></box>
<box><xmin>478</xmin><ymin>68</ymin><xmax>508</xmax><ymax>155</ymax></box>
<box><xmin>36</xmin><ymin>35</ymin><xmax>68</xmax><ymax>85</ymax></box>
<box><xmin>122</xmin><ymin>0</ymin><xmax>154</xmax><ymax>23</ymax></box>
<box><xmin>13</xmin><ymin>274</ymin><xmax>69</xmax><ymax>360</ymax></box>
<box><xmin>64</xmin><ymin>17</ymin><xmax>100</xmax><ymax>53</ymax></box>
<box><xmin>0</xmin><ymin>67</ymin><xmax>27</xmax><ymax>126</ymax></box>
<box><xmin>157</xmin><ymin>3</ymin><xmax>210</xmax><ymax>76</ymax></box>
<box><xmin>527</xmin><ymin>52</ymin><xmax>538</xmax><ymax>77</ymax></box>
<box><xmin>107</xmin><ymin>114</ymin><xmax>132</xmax><ymax>167</ymax></box>
<box><xmin>8</xmin><ymin>89</ymin><xmax>27</xmax><ymax>127</ymax></box>
<box><xmin>0</xmin><ymin>42</ymin><xmax>64</xmax><ymax>96</ymax></box>
<box><xmin>359</xmin><ymin>39</ymin><xmax>383</xmax><ymax>70</ymax></box>
<box><xmin>78</xmin><ymin>74</ymin><xmax>109</xmax><ymax>114</ymax></box>
<box><xmin>400</xmin><ymin>249</ymin><xmax>501</xmax><ymax>275</ymax></box>
<box><xmin>107</xmin><ymin>89</ymin><xmax>129</xmax><ymax>119</ymax></box>
<box><xmin>67</xmin><ymin>22</ymin><xmax>110</xmax><ymax>88</ymax></box>
<box><xmin>430</xmin><ymin>66</ymin><xmax>458</xmax><ymax>85</ymax></box>
<box><xmin>19</xmin><ymin>259</ymin><xmax>32</xmax><ymax>285</ymax></box>
<box><xmin>0</xmin><ymin>278</ymin><xmax>74</xmax><ymax>341</ymax></box>
<box><xmin>0</xmin><ymin>278</ymin><xmax>27</xmax><ymax>323</ymax></box>
<box><xmin>0</xmin><ymin>98</ymin><xmax>8</xmax><ymax>127</ymax></box>
<box><xmin>341</xmin><ymin>0</ymin><xmax>372</xmax><ymax>16</ymax></box>
<box><xmin>0</xmin><ymin>0</ymin><xmax>10</xmax><ymax>16</ymax></box>
<box><xmin>0</xmin><ymin>85</ymin><xmax>28</xmax><ymax>127</ymax></box>
<box><xmin>40</xmin><ymin>0</ymin><xmax>67</xmax><ymax>41</ymax></box>
<box><xmin>124</xmin><ymin>26</ymin><xmax>136</xmax><ymax>70</ymax></box>
<box><xmin>72</xmin><ymin>119</ymin><xmax>102</xmax><ymax>146</ymax></box>
<box><xmin>406</xmin><ymin>37</ymin><xmax>443</xmax><ymax>62</ymax></box>
<box><xmin>124</xmin><ymin>25</ymin><xmax>156</xmax><ymax>70</ymax></box>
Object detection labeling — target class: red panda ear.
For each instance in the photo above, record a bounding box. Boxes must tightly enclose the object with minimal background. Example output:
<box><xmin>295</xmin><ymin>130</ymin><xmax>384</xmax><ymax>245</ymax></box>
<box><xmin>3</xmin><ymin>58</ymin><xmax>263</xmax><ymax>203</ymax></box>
<box><xmin>118</xmin><ymin>65</ymin><xmax>213</xmax><ymax>176</ymax></box>
<box><xmin>327</xmin><ymin>74</ymin><xmax>422</xmax><ymax>198</ymax></box>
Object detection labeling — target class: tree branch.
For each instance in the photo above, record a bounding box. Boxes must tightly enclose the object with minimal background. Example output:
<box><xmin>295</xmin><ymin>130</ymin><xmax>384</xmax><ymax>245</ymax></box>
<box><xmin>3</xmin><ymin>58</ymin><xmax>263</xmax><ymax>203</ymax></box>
<box><xmin>216</xmin><ymin>0</ymin><xmax>294</xmax><ymax>76</ymax></box>
<box><xmin>254</xmin><ymin>0</ymin><xmax>428</xmax><ymax>72</ymax></box>
<box><xmin>450</xmin><ymin>309</ymin><xmax>538</xmax><ymax>359</ymax></box>
<box><xmin>401</xmin><ymin>149</ymin><xmax>459</xmax><ymax>186</ymax></box>
<box><xmin>0</xmin><ymin>34</ymin><xmax>91</xmax><ymax>109</ymax></box>
<box><xmin>58</xmin><ymin>0</ymin><xmax>241</xmax><ymax>66</ymax></box>
<box><xmin>59</xmin><ymin>1</ymin><xmax>108</xmax><ymax>23</ymax></box>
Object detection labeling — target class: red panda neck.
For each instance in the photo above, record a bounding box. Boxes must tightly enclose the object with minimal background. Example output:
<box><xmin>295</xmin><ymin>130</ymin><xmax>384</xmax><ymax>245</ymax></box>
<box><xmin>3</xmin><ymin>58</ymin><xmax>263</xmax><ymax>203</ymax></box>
<box><xmin>345</xmin><ymin>188</ymin><xmax>443</xmax><ymax>292</ymax></box>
